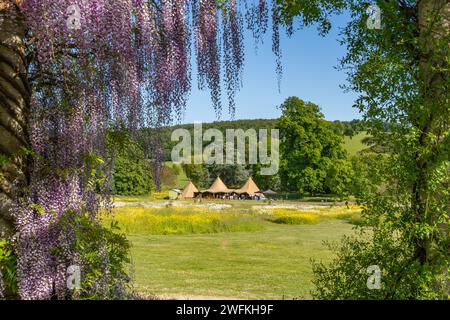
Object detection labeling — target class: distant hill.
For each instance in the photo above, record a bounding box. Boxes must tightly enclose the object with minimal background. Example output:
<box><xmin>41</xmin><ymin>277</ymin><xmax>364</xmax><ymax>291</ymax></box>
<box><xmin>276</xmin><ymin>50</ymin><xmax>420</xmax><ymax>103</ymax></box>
<box><xmin>165</xmin><ymin>118</ymin><xmax>278</xmax><ymax>133</ymax></box>
<box><xmin>151</xmin><ymin>118</ymin><xmax>367</xmax><ymax>161</ymax></box>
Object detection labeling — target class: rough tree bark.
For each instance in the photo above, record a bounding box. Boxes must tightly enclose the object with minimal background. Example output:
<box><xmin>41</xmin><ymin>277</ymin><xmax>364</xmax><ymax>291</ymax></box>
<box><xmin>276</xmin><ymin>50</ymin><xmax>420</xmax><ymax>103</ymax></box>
<box><xmin>0</xmin><ymin>0</ymin><xmax>29</xmax><ymax>239</ymax></box>
<box><xmin>414</xmin><ymin>0</ymin><xmax>450</xmax><ymax>264</ymax></box>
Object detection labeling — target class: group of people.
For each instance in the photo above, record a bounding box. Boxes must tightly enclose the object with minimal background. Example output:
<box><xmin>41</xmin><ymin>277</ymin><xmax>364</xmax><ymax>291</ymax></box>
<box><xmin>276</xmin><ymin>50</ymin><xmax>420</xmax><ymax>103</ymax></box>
<box><xmin>210</xmin><ymin>193</ymin><xmax>267</xmax><ymax>200</ymax></box>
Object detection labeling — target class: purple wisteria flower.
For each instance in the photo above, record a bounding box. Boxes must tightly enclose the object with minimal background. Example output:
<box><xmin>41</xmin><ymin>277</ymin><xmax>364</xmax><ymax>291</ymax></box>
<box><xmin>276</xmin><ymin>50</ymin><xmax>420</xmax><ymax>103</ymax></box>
<box><xmin>13</xmin><ymin>0</ymin><xmax>283</xmax><ymax>299</ymax></box>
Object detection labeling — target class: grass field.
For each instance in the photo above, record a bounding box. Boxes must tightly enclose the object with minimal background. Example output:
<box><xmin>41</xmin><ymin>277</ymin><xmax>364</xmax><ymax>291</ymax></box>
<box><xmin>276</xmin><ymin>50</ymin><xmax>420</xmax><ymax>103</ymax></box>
<box><xmin>105</xmin><ymin>206</ymin><xmax>265</xmax><ymax>235</ymax></box>
<box><xmin>343</xmin><ymin>131</ymin><xmax>369</xmax><ymax>156</ymax></box>
<box><xmin>108</xmin><ymin>201</ymin><xmax>361</xmax><ymax>299</ymax></box>
<box><xmin>108</xmin><ymin>130</ymin><xmax>369</xmax><ymax>299</ymax></box>
<box><xmin>129</xmin><ymin>220</ymin><xmax>354</xmax><ymax>299</ymax></box>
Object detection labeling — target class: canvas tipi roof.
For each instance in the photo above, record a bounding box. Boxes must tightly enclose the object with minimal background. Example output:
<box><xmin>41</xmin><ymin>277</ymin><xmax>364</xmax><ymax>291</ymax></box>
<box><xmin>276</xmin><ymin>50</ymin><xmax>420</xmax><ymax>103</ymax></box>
<box><xmin>180</xmin><ymin>181</ymin><xmax>198</xmax><ymax>199</ymax></box>
<box><xmin>203</xmin><ymin>176</ymin><xmax>231</xmax><ymax>193</ymax></box>
<box><xmin>235</xmin><ymin>176</ymin><xmax>261</xmax><ymax>195</ymax></box>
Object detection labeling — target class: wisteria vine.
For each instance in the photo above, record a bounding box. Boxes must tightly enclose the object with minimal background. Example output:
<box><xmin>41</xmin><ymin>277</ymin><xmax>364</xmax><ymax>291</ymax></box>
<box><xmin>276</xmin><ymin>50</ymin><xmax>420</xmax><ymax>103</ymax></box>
<box><xmin>7</xmin><ymin>0</ymin><xmax>291</xmax><ymax>299</ymax></box>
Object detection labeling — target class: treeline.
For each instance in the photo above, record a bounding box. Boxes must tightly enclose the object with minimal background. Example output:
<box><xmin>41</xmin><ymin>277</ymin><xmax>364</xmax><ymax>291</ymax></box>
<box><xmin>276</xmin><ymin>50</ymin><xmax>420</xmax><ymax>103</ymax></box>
<box><xmin>109</xmin><ymin>99</ymin><xmax>375</xmax><ymax>197</ymax></box>
<box><xmin>157</xmin><ymin>98</ymin><xmax>374</xmax><ymax>198</ymax></box>
<box><xmin>148</xmin><ymin>117</ymin><xmax>367</xmax><ymax>161</ymax></box>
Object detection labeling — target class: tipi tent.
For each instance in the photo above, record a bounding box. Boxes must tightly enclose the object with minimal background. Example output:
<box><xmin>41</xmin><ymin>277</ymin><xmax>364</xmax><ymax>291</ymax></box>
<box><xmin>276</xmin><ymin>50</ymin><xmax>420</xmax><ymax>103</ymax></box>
<box><xmin>234</xmin><ymin>176</ymin><xmax>261</xmax><ymax>196</ymax></box>
<box><xmin>202</xmin><ymin>176</ymin><xmax>232</xmax><ymax>194</ymax></box>
<box><xmin>180</xmin><ymin>181</ymin><xmax>199</xmax><ymax>199</ymax></box>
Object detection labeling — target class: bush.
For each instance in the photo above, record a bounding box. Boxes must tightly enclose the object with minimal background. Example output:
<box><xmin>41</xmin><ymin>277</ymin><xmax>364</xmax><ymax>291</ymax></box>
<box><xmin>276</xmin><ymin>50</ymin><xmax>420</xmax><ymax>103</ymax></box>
<box><xmin>113</xmin><ymin>157</ymin><xmax>153</xmax><ymax>196</ymax></box>
<box><xmin>171</xmin><ymin>163</ymin><xmax>182</xmax><ymax>176</ymax></box>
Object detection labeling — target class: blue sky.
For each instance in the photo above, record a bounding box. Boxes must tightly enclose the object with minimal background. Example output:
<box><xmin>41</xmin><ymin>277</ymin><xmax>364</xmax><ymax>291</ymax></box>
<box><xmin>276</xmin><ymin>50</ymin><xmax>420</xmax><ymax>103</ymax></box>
<box><xmin>180</xmin><ymin>12</ymin><xmax>361</xmax><ymax>124</ymax></box>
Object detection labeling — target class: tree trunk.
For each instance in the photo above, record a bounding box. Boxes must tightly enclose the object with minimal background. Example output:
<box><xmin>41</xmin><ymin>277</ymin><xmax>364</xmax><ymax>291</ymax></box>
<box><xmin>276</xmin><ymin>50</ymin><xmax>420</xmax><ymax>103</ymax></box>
<box><xmin>414</xmin><ymin>0</ymin><xmax>450</xmax><ymax>264</ymax></box>
<box><xmin>0</xmin><ymin>0</ymin><xmax>30</xmax><ymax>239</ymax></box>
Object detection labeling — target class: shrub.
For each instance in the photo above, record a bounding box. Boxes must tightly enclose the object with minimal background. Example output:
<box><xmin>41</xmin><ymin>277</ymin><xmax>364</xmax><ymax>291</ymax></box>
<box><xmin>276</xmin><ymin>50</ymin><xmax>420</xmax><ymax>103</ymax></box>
<box><xmin>171</xmin><ymin>163</ymin><xmax>182</xmax><ymax>176</ymax></box>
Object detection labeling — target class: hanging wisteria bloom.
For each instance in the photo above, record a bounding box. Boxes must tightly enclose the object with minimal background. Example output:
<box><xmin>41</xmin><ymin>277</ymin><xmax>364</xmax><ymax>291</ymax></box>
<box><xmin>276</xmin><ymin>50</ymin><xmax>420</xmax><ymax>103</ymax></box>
<box><xmin>3</xmin><ymin>0</ymin><xmax>287</xmax><ymax>299</ymax></box>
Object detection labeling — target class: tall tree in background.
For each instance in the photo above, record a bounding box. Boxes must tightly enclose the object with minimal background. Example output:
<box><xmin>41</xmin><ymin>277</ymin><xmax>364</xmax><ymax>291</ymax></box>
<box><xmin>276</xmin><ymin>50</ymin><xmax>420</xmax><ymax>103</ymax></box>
<box><xmin>277</xmin><ymin>97</ymin><xmax>348</xmax><ymax>196</ymax></box>
<box><xmin>182</xmin><ymin>160</ymin><xmax>209</xmax><ymax>188</ymax></box>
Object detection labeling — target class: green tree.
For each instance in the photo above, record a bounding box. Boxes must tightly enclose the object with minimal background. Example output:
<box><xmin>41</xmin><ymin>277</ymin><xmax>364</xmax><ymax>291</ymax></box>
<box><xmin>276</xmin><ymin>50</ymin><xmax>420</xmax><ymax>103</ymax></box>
<box><xmin>280</xmin><ymin>1</ymin><xmax>449</xmax><ymax>298</ymax></box>
<box><xmin>350</xmin><ymin>153</ymin><xmax>387</xmax><ymax>200</ymax></box>
<box><xmin>113</xmin><ymin>157</ymin><xmax>153</xmax><ymax>196</ymax></box>
<box><xmin>277</xmin><ymin>97</ymin><xmax>348</xmax><ymax>196</ymax></box>
<box><xmin>181</xmin><ymin>156</ymin><xmax>210</xmax><ymax>189</ymax></box>
<box><xmin>251</xmin><ymin>163</ymin><xmax>281</xmax><ymax>192</ymax></box>
<box><xmin>108</xmin><ymin>129</ymin><xmax>153</xmax><ymax>196</ymax></box>
<box><xmin>204</xmin><ymin>164</ymin><xmax>249</xmax><ymax>188</ymax></box>
<box><xmin>325</xmin><ymin>158</ymin><xmax>354</xmax><ymax>200</ymax></box>
<box><xmin>161</xmin><ymin>166</ymin><xmax>177</xmax><ymax>190</ymax></box>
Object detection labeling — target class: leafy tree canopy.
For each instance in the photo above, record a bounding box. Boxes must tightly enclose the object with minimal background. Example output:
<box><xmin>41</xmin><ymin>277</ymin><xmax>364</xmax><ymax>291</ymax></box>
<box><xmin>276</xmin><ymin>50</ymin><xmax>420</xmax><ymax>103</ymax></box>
<box><xmin>277</xmin><ymin>97</ymin><xmax>348</xmax><ymax>196</ymax></box>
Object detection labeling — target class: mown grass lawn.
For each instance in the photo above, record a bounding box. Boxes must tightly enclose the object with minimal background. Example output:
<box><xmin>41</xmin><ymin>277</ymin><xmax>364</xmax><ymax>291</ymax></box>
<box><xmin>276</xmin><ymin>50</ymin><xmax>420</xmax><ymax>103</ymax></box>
<box><xmin>128</xmin><ymin>219</ymin><xmax>355</xmax><ymax>300</ymax></box>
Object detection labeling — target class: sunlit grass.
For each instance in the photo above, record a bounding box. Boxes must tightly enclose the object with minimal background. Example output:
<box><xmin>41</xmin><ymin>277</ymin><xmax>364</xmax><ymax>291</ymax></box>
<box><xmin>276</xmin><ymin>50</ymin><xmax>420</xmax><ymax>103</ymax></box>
<box><xmin>266</xmin><ymin>209</ymin><xmax>320</xmax><ymax>225</ymax></box>
<box><xmin>103</xmin><ymin>206</ymin><xmax>265</xmax><ymax>235</ymax></box>
<box><xmin>343</xmin><ymin>131</ymin><xmax>370</xmax><ymax>156</ymax></box>
<box><xmin>105</xmin><ymin>201</ymin><xmax>362</xmax><ymax>299</ymax></box>
<box><xmin>106</xmin><ymin>203</ymin><xmax>365</xmax><ymax>233</ymax></box>
<box><xmin>316</xmin><ymin>205</ymin><xmax>365</xmax><ymax>225</ymax></box>
<box><xmin>113</xmin><ymin>191</ymin><xmax>169</xmax><ymax>203</ymax></box>
<box><xmin>130</xmin><ymin>220</ymin><xmax>356</xmax><ymax>299</ymax></box>
<box><xmin>264</xmin><ymin>205</ymin><xmax>364</xmax><ymax>226</ymax></box>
